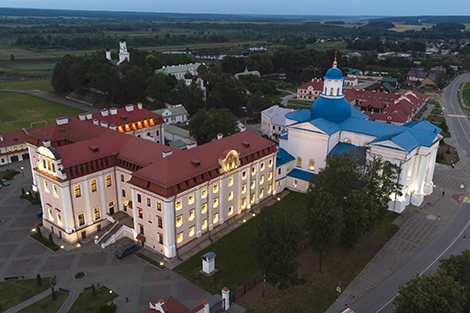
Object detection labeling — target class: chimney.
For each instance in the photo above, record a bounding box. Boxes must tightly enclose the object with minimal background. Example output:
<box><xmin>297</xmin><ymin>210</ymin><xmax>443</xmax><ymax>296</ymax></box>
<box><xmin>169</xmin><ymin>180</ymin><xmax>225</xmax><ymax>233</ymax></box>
<box><xmin>100</xmin><ymin>121</ymin><xmax>108</xmax><ymax>128</ymax></box>
<box><xmin>43</xmin><ymin>139</ymin><xmax>51</xmax><ymax>147</ymax></box>
<box><xmin>56</xmin><ymin>117</ymin><xmax>68</xmax><ymax>125</ymax></box>
<box><xmin>240</xmin><ymin>126</ymin><xmax>247</xmax><ymax>132</ymax></box>
<box><xmin>162</xmin><ymin>150</ymin><xmax>173</xmax><ymax>158</ymax></box>
<box><xmin>101</xmin><ymin>109</ymin><xmax>109</xmax><ymax>117</ymax></box>
<box><xmin>0</xmin><ymin>135</ymin><xmax>3</xmax><ymax>141</ymax></box>
<box><xmin>137</xmin><ymin>102</ymin><xmax>143</xmax><ymax>109</ymax></box>
<box><xmin>86</xmin><ymin>112</ymin><xmax>93</xmax><ymax>120</ymax></box>
<box><xmin>109</xmin><ymin>124</ymin><xmax>117</xmax><ymax>130</ymax></box>
<box><xmin>93</xmin><ymin>119</ymin><xmax>99</xmax><ymax>125</ymax></box>
<box><xmin>187</xmin><ymin>142</ymin><xmax>197</xmax><ymax>149</ymax></box>
<box><xmin>125</xmin><ymin>104</ymin><xmax>134</xmax><ymax>112</ymax></box>
<box><xmin>217</xmin><ymin>133</ymin><xmax>223</xmax><ymax>140</ymax></box>
<box><xmin>110</xmin><ymin>107</ymin><xmax>118</xmax><ymax>115</ymax></box>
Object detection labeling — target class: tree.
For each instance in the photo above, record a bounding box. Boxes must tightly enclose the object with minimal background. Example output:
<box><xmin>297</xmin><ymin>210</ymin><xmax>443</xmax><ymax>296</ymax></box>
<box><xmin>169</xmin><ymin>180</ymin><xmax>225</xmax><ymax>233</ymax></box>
<box><xmin>188</xmin><ymin>108</ymin><xmax>239</xmax><ymax>145</ymax></box>
<box><xmin>92</xmin><ymin>284</ymin><xmax>97</xmax><ymax>297</ymax></box>
<box><xmin>251</xmin><ymin>208</ymin><xmax>305</xmax><ymax>298</ymax></box>
<box><xmin>439</xmin><ymin>250</ymin><xmax>470</xmax><ymax>312</ymax></box>
<box><xmin>48</xmin><ymin>233</ymin><xmax>54</xmax><ymax>244</ymax></box>
<box><xmin>37</xmin><ymin>274</ymin><xmax>42</xmax><ymax>286</ymax></box>
<box><xmin>169</xmin><ymin>80</ymin><xmax>205</xmax><ymax>115</ymax></box>
<box><xmin>435</xmin><ymin>71</ymin><xmax>447</xmax><ymax>90</ymax></box>
<box><xmin>393</xmin><ymin>270</ymin><xmax>465</xmax><ymax>313</ymax></box>
<box><xmin>10</xmin><ymin>54</ymin><xmax>14</xmax><ymax>61</ymax></box>
<box><xmin>51</xmin><ymin>287</ymin><xmax>57</xmax><ymax>301</ymax></box>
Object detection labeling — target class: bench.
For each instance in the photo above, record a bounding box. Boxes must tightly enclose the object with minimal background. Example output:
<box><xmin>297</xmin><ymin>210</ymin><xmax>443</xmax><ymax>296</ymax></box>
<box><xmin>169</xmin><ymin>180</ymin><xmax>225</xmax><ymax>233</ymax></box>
<box><xmin>4</xmin><ymin>276</ymin><xmax>23</xmax><ymax>281</ymax></box>
<box><xmin>59</xmin><ymin>288</ymin><xmax>70</xmax><ymax>294</ymax></box>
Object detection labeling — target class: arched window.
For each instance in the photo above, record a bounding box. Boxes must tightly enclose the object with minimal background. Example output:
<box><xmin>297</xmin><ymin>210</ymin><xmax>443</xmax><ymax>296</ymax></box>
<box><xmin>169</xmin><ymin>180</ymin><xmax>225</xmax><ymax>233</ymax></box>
<box><xmin>337</xmin><ymin>88</ymin><xmax>340</xmax><ymax>95</ymax></box>
<box><xmin>296</xmin><ymin>157</ymin><xmax>302</xmax><ymax>167</ymax></box>
<box><xmin>309</xmin><ymin>160</ymin><xmax>315</xmax><ymax>171</ymax></box>
<box><xmin>324</xmin><ymin>87</ymin><xmax>327</xmax><ymax>94</ymax></box>
<box><xmin>330</xmin><ymin>88</ymin><xmax>333</xmax><ymax>95</ymax></box>
<box><xmin>344</xmin><ymin>138</ymin><xmax>351</xmax><ymax>143</ymax></box>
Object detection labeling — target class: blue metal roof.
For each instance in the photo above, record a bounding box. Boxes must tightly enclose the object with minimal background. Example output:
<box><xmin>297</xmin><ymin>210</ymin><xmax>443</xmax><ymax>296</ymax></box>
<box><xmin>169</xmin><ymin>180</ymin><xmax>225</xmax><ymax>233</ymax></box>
<box><xmin>276</xmin><ymin>148</ymin><xmax>295</xmax><ymax>167</ymax></box>
<box><xmin>324</xmin><ymin>67</ymin><xmax>343</xmax><ymax>80</ymax></box>
<box><xmin>309</xmin><ymin>118</ymin><xmax>341</xmax><ymax>135</ymax></box>
<box><xmin>279</xmin><ymin>134</ymin><xmax>288</xmax><ymax>140</ymax></box>
<box><xmin>328</xmin><ymin>142</ymin><xmax>368</xmax><ymax>160</ymax></box>
<box><xmin>285</xmin><ymin>109</ymin><xmax>310</xmax><ymax>123</ymax></box>
<box><xmin>310</xmin><ymin>96</ymin><xmax>351</xmax><ymax>123</ymax></box>
<box><xmin>287</xmin><ymin>168</ymin><xmax>316</xmax><ymax>181</ymax></box>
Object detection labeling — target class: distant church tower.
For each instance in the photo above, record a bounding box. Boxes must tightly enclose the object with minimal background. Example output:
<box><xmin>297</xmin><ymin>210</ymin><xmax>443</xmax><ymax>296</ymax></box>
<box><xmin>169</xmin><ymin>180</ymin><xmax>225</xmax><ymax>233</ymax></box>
<box><xmin>118</xmin><ymin>38</ymin><xmax>130</xmax><ymax>65</ymax></box>
<box><xmin>105</xmin><ymin>46</ymin><xmax>111</xmax><ymax>61</ymax></box>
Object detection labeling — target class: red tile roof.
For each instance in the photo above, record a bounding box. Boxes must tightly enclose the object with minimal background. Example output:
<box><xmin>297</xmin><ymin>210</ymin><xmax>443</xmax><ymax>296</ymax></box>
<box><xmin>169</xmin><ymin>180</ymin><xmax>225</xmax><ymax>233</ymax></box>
<box><xmin>130</xmin><ymin>131</ymin><xmax>277</xmax><ymax>198</ymax></box>
<box><xmin>78</xmin><ymin>105</ymin><xmax>164</xmax><ymax>128</ymax></box>
<box><xmin>141</xmin><ymin>296</ymin><xmax>191</xmax><ymax>313</ymax></box>
<box><xmin>298</xmin><ymin>78</ymin><xmax>324</xmax><ymax>91</ymax></box>
<box><xmin>0</xmin><ymin>129</ymin><xmax>28</xmax><ymax>148</ymax></box>
<box><xmin>358</xmin><ymin>98</ymin><xmax>385</xmax><ymax>110</ymax></box>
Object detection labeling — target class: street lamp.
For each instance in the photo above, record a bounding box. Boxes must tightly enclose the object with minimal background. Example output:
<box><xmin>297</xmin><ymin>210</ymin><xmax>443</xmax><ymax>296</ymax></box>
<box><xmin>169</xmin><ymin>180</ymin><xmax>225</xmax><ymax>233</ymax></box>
<box><xmin>21</xmin><ymin>166</ymin><xmax>24</xmax><ymax>177</ymax></box>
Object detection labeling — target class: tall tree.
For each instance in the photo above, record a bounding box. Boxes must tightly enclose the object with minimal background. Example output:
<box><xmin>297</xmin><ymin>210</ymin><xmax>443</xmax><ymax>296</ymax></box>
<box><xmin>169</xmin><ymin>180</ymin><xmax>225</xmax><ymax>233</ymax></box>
<box><xmin>251</xmin><ymin>208</ymin><xmax>305</xmax><ymax>298</ymax></box>
<box><xmin>393</xmin><ymin>270</ymin><xmax>465</xmax><ymax>313</ymax></box>
<box><xmin>439</xmin><ymin>250</ymin><xmax>470</xmax><ymax>312</ymax></box>
<box><xmin>188</xmin><ymin>108</ymin><xmax>239</xmax><ymax>145</ymax></box>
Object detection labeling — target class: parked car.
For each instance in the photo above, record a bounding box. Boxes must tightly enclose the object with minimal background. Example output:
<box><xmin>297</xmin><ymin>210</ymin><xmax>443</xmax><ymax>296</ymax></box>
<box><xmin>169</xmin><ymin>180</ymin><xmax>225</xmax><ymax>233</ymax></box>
<box><xmin>1</xmin><ymin>179</ymin><xmax>10</xmax><ymax>186</ymax></box>
<box><xmin>116</xmin><ymin>243</ymin><xmax>138</xmax><ymax>259</ymax></box>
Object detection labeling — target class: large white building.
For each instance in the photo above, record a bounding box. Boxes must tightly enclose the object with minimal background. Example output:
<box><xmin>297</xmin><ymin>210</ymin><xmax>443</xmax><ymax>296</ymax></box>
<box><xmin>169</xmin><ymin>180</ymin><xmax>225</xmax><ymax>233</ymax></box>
<box><xmin>106</xmin><ymin>39</ymin><xmax>130</xmax><ymax>65</ymax></box>
<box><xmin>275</xmin><ymin>60</ymin><xmax>441</xmax><ymax>213</ymax></box>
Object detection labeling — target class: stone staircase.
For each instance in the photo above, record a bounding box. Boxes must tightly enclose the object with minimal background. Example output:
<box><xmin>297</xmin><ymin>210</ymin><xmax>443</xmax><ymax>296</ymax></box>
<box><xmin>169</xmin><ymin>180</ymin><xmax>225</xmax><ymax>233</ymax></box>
<box><xmin>95</xmin><ymin>212</ymin><xmax>134</xmax><ymax>248</ymax></box>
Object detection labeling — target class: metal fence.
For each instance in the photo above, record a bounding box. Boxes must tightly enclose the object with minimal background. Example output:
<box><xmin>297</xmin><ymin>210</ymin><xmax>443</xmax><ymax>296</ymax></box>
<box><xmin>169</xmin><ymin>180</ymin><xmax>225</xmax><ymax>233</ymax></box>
<box><xmin>230</xmin><ymin>275</ymin><xmax>264</xmax><ymax>303</ymax></box>
<box><xmin>210</xmin><ymin>299</ymin><xmax>225</xmax><ymax>313</ymax></box>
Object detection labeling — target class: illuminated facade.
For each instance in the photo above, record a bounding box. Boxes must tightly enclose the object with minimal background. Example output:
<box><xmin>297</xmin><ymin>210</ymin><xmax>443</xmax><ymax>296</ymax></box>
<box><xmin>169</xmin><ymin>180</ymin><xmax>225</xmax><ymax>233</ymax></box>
<box><xmin>27</xmin><ymin>118</ymin><xmax>276</xmax><ymax>258</ymax></box>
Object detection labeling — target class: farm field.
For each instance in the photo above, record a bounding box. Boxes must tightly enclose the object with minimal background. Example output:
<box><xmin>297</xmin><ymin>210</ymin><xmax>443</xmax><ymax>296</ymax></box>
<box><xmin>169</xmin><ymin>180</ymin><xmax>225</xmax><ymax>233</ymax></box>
<box><xmin>390</xmin><ymin>24</ymin><xmax>434</xmax><ymax>32</ymax></box>
<box><xmin>0</xmin><ymin>79</ymin><xmax>55</xmax><ymax>93</ymax></box>
<box><xmin>0</xmin><ymin>91</ymin><xmax>85</xmax><ymax>133</ymax></box>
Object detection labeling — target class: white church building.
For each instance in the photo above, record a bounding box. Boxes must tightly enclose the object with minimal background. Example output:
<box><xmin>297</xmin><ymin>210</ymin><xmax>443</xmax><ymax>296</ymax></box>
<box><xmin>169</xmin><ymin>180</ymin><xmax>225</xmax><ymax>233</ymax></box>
<box><xmin>275</xmin><ymin>59</ymin><xmax>442</xmax><ymax>213</ymax></box>
<box><xmin>106</xmin><ymin>38</ymin><xmax>130</xmax><ymax>65</ymax></box>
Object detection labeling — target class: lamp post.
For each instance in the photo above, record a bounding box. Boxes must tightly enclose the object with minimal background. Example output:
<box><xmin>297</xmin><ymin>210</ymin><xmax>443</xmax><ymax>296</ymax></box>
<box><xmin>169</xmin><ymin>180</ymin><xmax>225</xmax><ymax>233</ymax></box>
<box><xmin>20</xmin><ymin>166</ymin><xmax>24</xmax><ymax>177</ymax></box>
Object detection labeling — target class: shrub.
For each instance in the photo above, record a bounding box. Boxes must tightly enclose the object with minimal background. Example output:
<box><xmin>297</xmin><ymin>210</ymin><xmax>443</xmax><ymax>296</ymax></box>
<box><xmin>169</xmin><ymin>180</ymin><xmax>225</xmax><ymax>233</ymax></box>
<box><xmin>51</xmin><ymin>287</ymin><xmax>57</xmax><ymax>301</ymax></box>
<box><xmin>37</xmin><ymin>225</ymin><xmax>42</xmax><ymax>238</ymax></box>
<box><xmin>100</xmin><ymin>303</ymin><xmax>117</xmax><ymax>313</ymax></box>
<box><xmin>37</xmin><ymin>274</ymin><xmax>42</xmax><ymax>286</ymax></box>
<box><xmin>21</xmin><ymin>188</ymin><xmax>26</xmax><ymax>196</ymax></box>
<box><xmin>92</xmin><ymin>284</ymin><xmax>97</xmax><ymax>297</ymax></box>
<box><xmin>48</xmin><ymin>233</ymin><xmax>53</xmax><ymax>244</ymax></box>
<box><xmin>445</xmin><ymin>146</ymin><xmax>451</xmax><ymax>154</ymax></box>
<box><xmin>3</xmin><ymin>169</ymin><xmax>19</xmax><ymax>180</ymax></box>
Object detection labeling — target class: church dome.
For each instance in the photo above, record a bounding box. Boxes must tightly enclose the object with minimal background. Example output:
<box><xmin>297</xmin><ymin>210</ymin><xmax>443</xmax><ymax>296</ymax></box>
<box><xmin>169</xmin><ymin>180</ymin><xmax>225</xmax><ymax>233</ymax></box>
<box><xmin>310</xmin><ymin>95</ymin><xmax>351</xmax><ymax>123</ymax></box>
<box><xmin>184</xmin><ymin>71</ymin><xmax>193</xmax><ymax>79</ymax></box>
<box><xmin>324</xmin><ymin>67</ymin><xmax>343</xmax><ymax>80</ymax></box>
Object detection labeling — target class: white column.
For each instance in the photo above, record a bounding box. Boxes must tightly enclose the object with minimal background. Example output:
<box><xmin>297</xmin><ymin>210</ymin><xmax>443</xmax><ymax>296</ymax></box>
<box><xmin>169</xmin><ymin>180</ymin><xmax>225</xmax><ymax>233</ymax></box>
<box><xmin>424</xmin><ymin>148</ymin><xmax>438</xmax><ymax>194</ymax></box>
<box><xmin>208</xmin><ymin>182</ymin><xmax>214</xmax><ymax>231</ymax></box>
<box><xmin>255</xmin><ymin>162</ymin><xmax>260</xmax><ymax>205</ymax></box>
<box><xmin>219</xmin><ymin>178</ymin><xmax>224</xmax><ymax>225</ymax></box>
<box><xmin>247</xmin><ymin>165</ymin><xmax>252</xmax><ymax>210</ymax></box>
<box><xmin>60</xmin><ymin>182</ymin><xmax>75</xmax><ymax>233</ymax></box>
<box><xmin>163</xmin><ymin>199</ymin><xmax>176</xmax><ymax>258</ymax></box>
<box><xmin>130</xmin><ymin>186</ymin><xmax>138</xmax><ymax>233</ymax></box>
<box><xmin>222</xmin><ymin>287</ymin><xmax>230</xmax><ymax>310</ymax></box>
<box><xmin>98</xmin><ymin>173</ymin><xmax>107</xmax><ymax>216</ymax></box>
<box><xmin>83</xmin><ymin>177</ymin><xmax>93</xmax><ymax>225</ymax></box>
<box><xmin>196</xmin><ymin>187</ymin><xmax>202</xmax><ymax>238</ymax></box>
<box><xmin>237</xmin><ymin>169</ymin><xmax>242</xmax><ymax>215</ymax></box>
<box><xmin>116</xmin><ymin>171</ymin><xmax>122</xmax><ymax>213</ymax></box>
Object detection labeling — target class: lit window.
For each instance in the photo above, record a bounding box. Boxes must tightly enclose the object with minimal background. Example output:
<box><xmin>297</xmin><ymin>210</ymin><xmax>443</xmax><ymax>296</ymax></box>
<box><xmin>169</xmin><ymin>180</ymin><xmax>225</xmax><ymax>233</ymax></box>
<box><xmin>241</xmin><ymin>198</ymin><xmax>246</xmax><ymax>208</ymax></box>
<box><xmin>157</xmin><ymin>201</ymin><xmax>162</xmax><ymax>211</ymax></box>
<box><xmin>121</xmin><ymin>174</ymin><xmax>124</xmax><ymax>182</ymax></box>
<box><xmin>189</xmin><ymin>194</ymin><xmax>194</xmax><ymax>205</ymax></box>
<box><xmin>252</xmin><ymin>166</ymin><xmax>256</xmax><ymax>175</ymax></box>
<box><xmin>176</xmin><ymin>215</ymin><xmax>183</xmax><ymax>227</ymax></box>
<box><xmin>202</xmin><ymin>219</ymin><xmax>208</xmax><ymax>230</ymax></box>
<box><xmin>74</xmin><ymin>184</ymin><xmax>81</xmax><ymax>197</ymax></box>
<box><xmin>344</xmin><ymin>138</ymin><xmax>351</xmax><ymax>143</ymax></box>
<box><xmin>259</xmin><ymin>189</ymin><xmax>264</xmax><ymax>199</ymax></box>
<box><xmin>242</xmin><ymin>170</ymin><xmax>247</xmax><ymax>179</ymax></box>
<box><xmin>250</xmin><ymin>194</ymin><xmax>255</xmax><ymax>204</ymax></box>
<box><xmin>189</xmin><ymin>226</ymin><xmax>195</xmax><ymax>237</ymax></box>
<box><xmin>260</xmin><ymin>162</ymin><xmax>265</xmax><ymax>171</ymax></box>
<box><xmin>48</xmin><ymin>208</ymin><xmax>53</xmax><ymax>221</ymax></box>
<box><xmin>242</xmin><ymin>184</ymin><xmax>247</xmax><ymax>194</ymax></box>
<box><xmin>42</xmin><ymin>159</ymin><xmax>46</xmax><ymax>169</ymax></box>
<box><xmin>176</xmin><ymin>200</ymin><xmax>182</xmax><ymax>210</ymax></box>
<box><xmin>147</xmin><ymin>197</ymin><xmax>151</xmax><ymax>207</ymax></box>
<box><xmin>94</xmin><ymin>207</ymin><xmax>100</xmax><ymax>220</ymax></box>
<box><xmin>297</xmin><ymin>157</ymin><xmax>302</xmax><ymax>167</ymax></box>
<box><xmin>201</xmin><ymin>189</ymin><xmax>207</xmax><ymax>198</ymax></box>
<box><xmin>268</xmin><ymin>172</ymin><xmax>273</xmax><ymax>181</ymax></box>
<box><xmin>229</xmin><ymin>177</ymin><xmax>233</xmax><ymax>186</ymax></box>
<box><xmin>213</xmin><ymin>198</ymin><xmax>219</xmax><ymax>208</ymax></box>
<box><xmin>269</xmin><ymin>159</ymin><xmax>273</xmax><ymax>167</ymax></box>
<box><xmin>287</xmin><ymin>164</ymin><xmax>290</xmax><ymax>171</ymax></box>
<box><xmin>78</xmin><ymin>213</ymin><xmax>85</xmax><ymax>226</ymax></box>
<box><xmin>52</xmin><ymin>163</ymin><xmax>55</xmax><ymax>173</ymax></box>
<box><xmin>278</xmin><ymin>181</ymin><xmax>282</xmax><ymax>188</ymax></box>
<box><xmin>251</xmin><ymin>181</ymin><xmax>255</xmax><ymax>190</ymax></box>
<box><xmin>44</xmin><ymin>181</ymin><xmax>49</xmax><ymax>193</ymax></box>
<box><xmin>137</xmin><ymin>194</ymin><xmax>142</xmax><ymax>203</ymax></box>
<box><xmin>53</xmin><ymin>185</ymin><xmax>58</xmax><ymax>198</ymax></box>
<box><xmin>294</xmin><ymin>180</ymin><xmax>298</xmax><ymax>188</ymax></box>
<box><xmin>268</xmin><ymin>185</ymin><xmax>272</xmax><ymax>194</ymax></box>
<box><xmin>189</xmin><ymin>209</ymin><xmax>195</xmax><ymax>221</ymax></box>
<box><xmin>228</xmin><ymin>206</ymin><xmax>233</xmax><ymax>215</ymax></box>
<box><xmin>201</xmin><ymin>203</ymin><xmax>208</xmax><ymax>214</ymax></box>
<box><xmin>260</xmin><ymin>175</ymin><xmax>264</xmax><ymax>185</ymax></box>
<box><xmin>57</xmin><ymin>213</ymin><xmax>62</xmax><ymax>226</ymax></box>
<box><xmin>106</xmin><ymin>175</ymin><xmax>112</xmax><ymax>187</ymax></box>
<box><xmin>177</xmin><ymin>232</ymin><xmax>183</xmax><ymax>244</ymax></box>
<box><xmin>309</xmin><ymin>160</ymin><xmax>315</xmax><ymax>171</ymax></box>
<box><xmin>138</xmin><ymin>209</ymin><xmax>143</xmax><ymax>218</ymax></box>
<box><xmin>90</xmin><ymin>180</ymin><xmax>97</xmax><ymax>192</ymax></box>
<box><xmin>213</xmin><ymin>213</ymin><xmax>219</xmax><ymax>224</ymax></box>
<box><xmin>228</xmin><ymin>191</ymin><xmax>233</xmax><ymax>201</ymax></box>
<box><xmin>213</xmin><ymin>184</ymin><xmax>218</xmax><ymax>193</ymax></box>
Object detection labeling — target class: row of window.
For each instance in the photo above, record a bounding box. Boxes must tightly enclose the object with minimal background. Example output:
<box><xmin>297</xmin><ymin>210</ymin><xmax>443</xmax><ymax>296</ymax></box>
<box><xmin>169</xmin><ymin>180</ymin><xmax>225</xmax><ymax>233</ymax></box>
<box><xmin>296</xmin><ymin>158</ymin><xmax>315</xmax><ymax>171</ymax></box>
<box><xmin>47</xmin><ymin>207</ymin><xmax>101</xmax><ymax>227</ymax></box>
<box><xmin>74</xmin><ymin>175</ymin><xmax>112</xmax><ymax>198</ymax></box>
<box><xmin>176</xmin><ymin>211</ymin><xmax>222</xmax><ymax>244</ymax></box>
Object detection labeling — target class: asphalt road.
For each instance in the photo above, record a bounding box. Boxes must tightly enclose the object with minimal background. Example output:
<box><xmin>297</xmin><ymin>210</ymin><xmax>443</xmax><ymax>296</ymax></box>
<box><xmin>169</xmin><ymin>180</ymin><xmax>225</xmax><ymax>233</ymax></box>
<box><xmin>349</xmin><ymin>73</ymin><xmax>470</xmax><ymax>313</ymax></box>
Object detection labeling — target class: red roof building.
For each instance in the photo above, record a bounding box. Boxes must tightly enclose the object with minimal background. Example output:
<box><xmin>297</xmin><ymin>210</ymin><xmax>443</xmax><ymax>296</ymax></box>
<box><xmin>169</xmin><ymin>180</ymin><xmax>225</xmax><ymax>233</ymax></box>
<box><xmin>0</xmin><ymin>129</ymin><xmax>29</xmax><ymax>164</ymax></box>
<box><xmin>297</xmin><ymin>78</ymin><xmax>324</xmax><ymax>101</ymax></box>
<box><xmin>141</xmin><ymin>296</ymin><xmax>209</xmax><ymax>313</ymax></box>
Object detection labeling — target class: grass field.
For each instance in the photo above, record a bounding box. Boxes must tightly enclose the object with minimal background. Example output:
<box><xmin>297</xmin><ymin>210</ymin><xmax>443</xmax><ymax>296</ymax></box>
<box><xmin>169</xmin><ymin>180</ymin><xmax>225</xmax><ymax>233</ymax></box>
<box><xmin>174</xmin><ymin>193</ymin><xmax>399</xmax><ymax>313</ymax></box>
<box><xmin>287</xmin><ymin>99</ymin><xmax>311</xmax><ymax>106</ymax></box>
<box><xmin>67</xmin><ymin>286</ymin><xmax>118</xmax><ymax>313</ymax></box>
<box><xmin>390</xmin><ymin>24</ymin><xmax>434</xmax><ymax>32</ymax></box>
<box><xmin>0</xmin><ymin>91</ymin><xmax>85</xmax><ymax>133</ymax></box>
<box><xmin>463</xmin><ymin>82</ymin><xmax>470</xmax><ymax>106</ymax></box>
<box><xmin>18</xmin><ymin>291</ymin><xmax>68</xmax><ymax>313</ymax></box>
<box><xmin>0</xmin><ymin>79</ymin><xmax>54</xmax><ymax>93</ymax></box>
<box><xmin>0</xmin><ymin>278</ymin><xmax>51</xmax><ymax>311</ymax></box>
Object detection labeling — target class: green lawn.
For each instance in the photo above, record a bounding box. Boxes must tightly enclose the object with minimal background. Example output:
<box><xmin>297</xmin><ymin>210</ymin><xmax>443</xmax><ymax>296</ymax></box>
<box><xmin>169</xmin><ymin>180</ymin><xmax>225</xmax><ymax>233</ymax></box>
<box><xmin>17</xmin><ymin>290</ymin><xmax>68</xmax><ymax>313</ymax></box>
<box><xmin>68</xmin><ymin>286</ymin><xmax>118</xmax><ymax>313</ymax></box>
<box><xmin>0</xmin><ymin>92</ymin><xmax>85</xmax><ymax>133</ymax></box>
<box><xmin>174</xmin><ymin>193</ymin><xmax>306</xmax><ymax>294</ymax></box>
<box><xmin>287</xmin><ymin>99</ymin><xmax>311</xmax><ymax>106</ymax></box>
<box><xmin>463</xmin><ymin>83</ymin><xmax>470</xmax><ymax>106</ymax></box>
<box><xmin>174</xmin><ymin>192</ymin><xmax>400</xmax><ymax>313</ymax></box>
<box><xmin>426</xmin><ymin>115</ymin><xmax>445</xmax><ymax>124</ymax></box>
<box><xmin>30</xmin><ymin>233</ymin><xmax>60</xmax><ymax>252</ymax></box>
<box><xmin>0</xmin><ymin>278</ymin><xmax>51</xmax><ymax>311</ymax></box>
<box><xmin>0</xmin><ymin>79</ymin><xmax>55</xmax><ymax>93</ymax></box>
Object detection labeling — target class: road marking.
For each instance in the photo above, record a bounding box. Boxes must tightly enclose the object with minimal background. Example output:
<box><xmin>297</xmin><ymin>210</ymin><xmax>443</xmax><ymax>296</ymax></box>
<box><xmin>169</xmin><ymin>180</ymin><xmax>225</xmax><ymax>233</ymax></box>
<box><xmin>446</xmin><ymin>114</ymin><xmax>467</xmax><ymax>118</ymax></box>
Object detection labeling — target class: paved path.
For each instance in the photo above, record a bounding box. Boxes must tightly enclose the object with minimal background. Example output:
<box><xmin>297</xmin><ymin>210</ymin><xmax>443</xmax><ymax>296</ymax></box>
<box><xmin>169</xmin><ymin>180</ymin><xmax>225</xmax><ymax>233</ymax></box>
<box><xmin>0</xmin><ymin>161</ymin><xmax>243</xmax><ymax>313</ymax></box>
<box><xmin>0</xmin><ymin>89</ymin><xmax>100</xmax><ymax>113</ymax></box>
